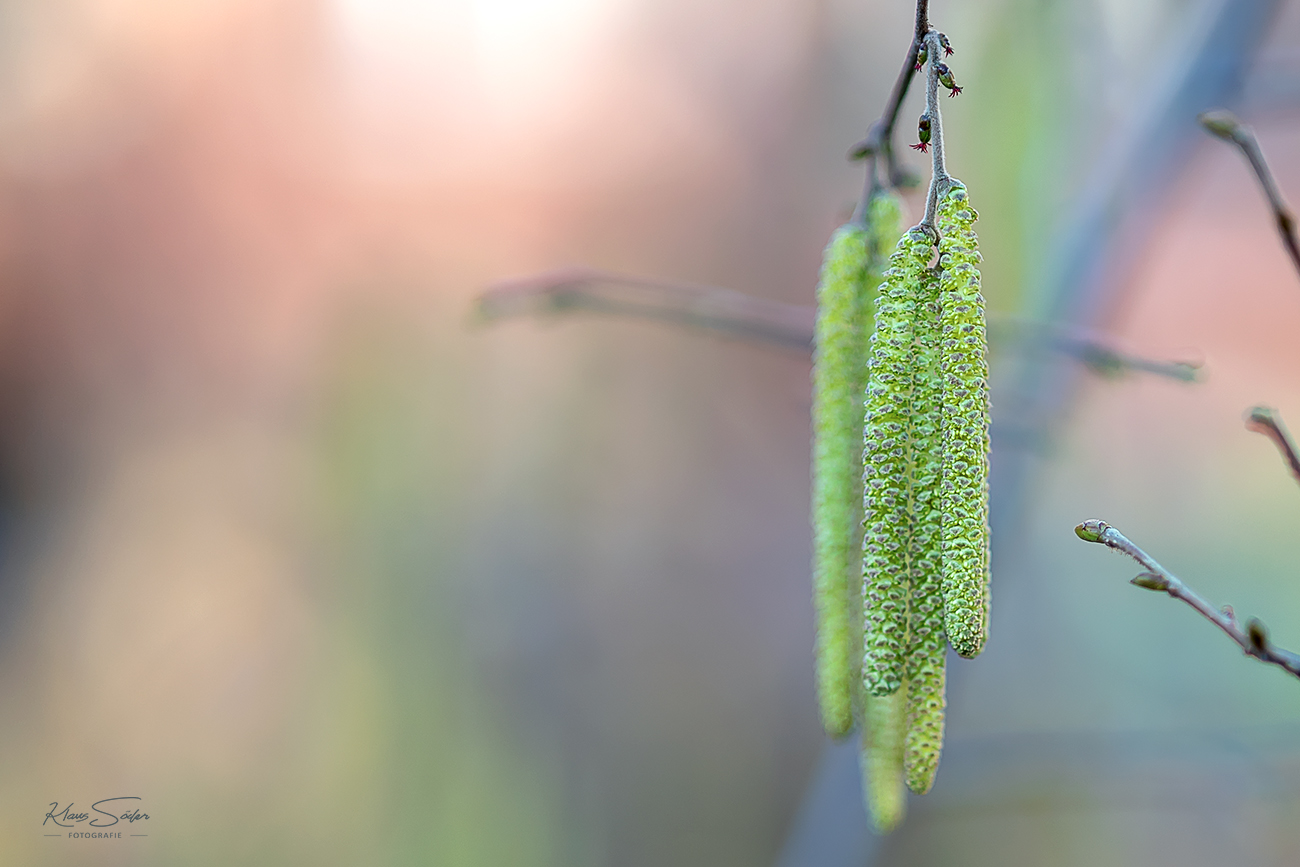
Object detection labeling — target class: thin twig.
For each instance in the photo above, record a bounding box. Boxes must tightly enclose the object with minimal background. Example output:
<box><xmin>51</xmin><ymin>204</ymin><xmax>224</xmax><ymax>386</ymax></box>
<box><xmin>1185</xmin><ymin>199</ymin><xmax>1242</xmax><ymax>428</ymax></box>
<box><xmin>920</xmin><ymin>29</ymin><xmax>953</xmax><ymax>233</ymax></box>
<box><xmin>1245</xmin><ymin>406</ymin><xmax>1300</xmax><ymax>485</ymax></box>
<box><xmin>849</xmin><ymin>0</ymin><xmax>929</xmax><ymax>221</ymax></box>
<box><xmin>474</xmin><ymin>269</ymin><xmax>1203</xmax><ymax>382</ymax></box>
<box><xmin>473</xmin><ymin>267</ymin><xmax>816</xmax><ymax>350</ymax></box>
<box><xmin>1199</xmin><ymin>109</ymin><xmax>1300</xmax><ymax>283</ymax></box>
<box><xmin>1074</xmin><ymin>519</ymin><xmax>1300</xmax><ymax>681</ymax></box>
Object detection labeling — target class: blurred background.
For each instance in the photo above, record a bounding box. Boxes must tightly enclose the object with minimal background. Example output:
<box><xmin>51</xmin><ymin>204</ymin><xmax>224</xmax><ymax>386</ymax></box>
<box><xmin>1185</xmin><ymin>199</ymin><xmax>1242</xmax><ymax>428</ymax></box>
<box><xmin>0</xmin><ymin>0</ymin><xmax>1297</xmax><ymax>865</ymax></box>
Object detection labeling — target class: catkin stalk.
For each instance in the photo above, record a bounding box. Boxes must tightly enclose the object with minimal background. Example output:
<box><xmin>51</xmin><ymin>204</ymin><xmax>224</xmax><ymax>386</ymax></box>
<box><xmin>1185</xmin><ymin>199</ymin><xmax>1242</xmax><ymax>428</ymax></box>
<box><xmin>811</xmin><ymin>195</ymin><xmax>904</xmax><ymax>736</ymax></box>
<box><xmin>862</xmin><ymin>228</ymin><xmax>931</xmax><ymax>697</ymax></box>
<box><xmin>861</xmin><ymin>684</ymin><xmax>908</xmax><ymax>833</ymax></box>
<box><xmin>936</xmin><ymin>182</ymin><xmax>990</xmax><ymax>659</ymax></box>
<box><xmin>904</xmin><ymin>264</ymin><xmax>947</xmax><ymax>793</ymax></box>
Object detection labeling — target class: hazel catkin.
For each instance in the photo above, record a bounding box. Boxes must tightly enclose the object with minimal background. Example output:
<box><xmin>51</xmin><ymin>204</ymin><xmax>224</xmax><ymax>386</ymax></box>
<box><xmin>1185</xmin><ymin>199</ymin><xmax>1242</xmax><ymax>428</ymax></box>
<box><xmin>811</xmin><ymin>222</ymin><xmax>873</xmax><ymax>736</ymax></box>
<box><xmin>862</xmin><ymin>228</ymin><xmax>932</xmax><ymax>696</ymax></box>
<box><xmin>936</xmin><ymin>182</ymin><xmax>990</xmax><ymax>659</ymax></box>
<box><xmin>903</xmin><ymin>264</ymin><xmax>947</xmax><ymax>793</ymax></box>
<box><xmin>810</xmin><ymin>193</ymin><xmax>903</xmax><ymax>735</ymax></box>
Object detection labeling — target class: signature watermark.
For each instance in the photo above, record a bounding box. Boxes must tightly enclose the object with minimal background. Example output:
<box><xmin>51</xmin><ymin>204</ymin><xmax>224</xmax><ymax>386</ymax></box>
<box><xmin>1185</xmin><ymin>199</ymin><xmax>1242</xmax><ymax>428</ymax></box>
<box><xmin>43</xmin><ymin>797</ymin><xmax>150</xmax><ymax>838</ymax></box>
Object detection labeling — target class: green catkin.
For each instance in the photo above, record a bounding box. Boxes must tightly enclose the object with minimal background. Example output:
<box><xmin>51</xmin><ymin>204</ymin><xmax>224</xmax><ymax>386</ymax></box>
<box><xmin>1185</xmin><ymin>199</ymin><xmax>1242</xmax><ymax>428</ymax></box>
<box><xmin>861</xmin><ymin>684</ymin><xmax>908</xmax><ymax>833</ymax></box>
<box><xmin>811</xmin><ymin>222</ymin><xmax>873</xmax><ymax>736</ymax></box>
<box><xmin>936</xmin><ymin>182</ymin><xmax>991</xmax><ymax>659</ymax></box>
<box><xmin>862</xmin><ymin>228</ymin><xmax>932</xmax><ymax>696</ymax></box>
<box><xmin>904</xmin><ymin>264</ymin><xmax>947</xmax><ymax>794</ymax></box>
<box><xmin>811</xmin><ymin>195</ymin><xmax>904</xmax><ymax>736</ymax></box>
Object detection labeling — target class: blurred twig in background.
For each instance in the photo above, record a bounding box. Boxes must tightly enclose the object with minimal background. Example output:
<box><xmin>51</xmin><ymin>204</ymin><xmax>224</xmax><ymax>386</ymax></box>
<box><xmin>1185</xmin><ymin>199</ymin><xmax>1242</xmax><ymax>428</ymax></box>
<box><xmin>474</xmin><ymin>268</ymin><xmax>816</xmax><ymax>351</ymax></box>
<box><xmin>1199</xmin><ymin>109</ymin><xmax>1300</xmax><ymax>281</ymax></box>
<box><xmin>1074</xmin><ymin>519</ymin><xmax>1300</xmax><ymax>682</ymax></box>
<box><xmin>1245</xmin><ymin>406</ymin><xmax>1300</xmax><ymax>486</ymax></box>
<box><xmin>476</xmin><ymin>269</ymin><xmax>1202</xmax><ymax>384</ymax></box>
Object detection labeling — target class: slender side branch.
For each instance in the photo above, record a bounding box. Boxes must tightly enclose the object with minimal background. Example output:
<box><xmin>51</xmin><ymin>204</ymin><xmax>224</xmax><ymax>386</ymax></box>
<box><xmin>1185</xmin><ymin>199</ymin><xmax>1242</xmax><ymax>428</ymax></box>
<box><xmin>1245</xmin><ymin>406</ymin><xmax>1300</xmax><ymax>486</ymax></box>
<box><xmin>849</xmin><ymin>0</ymin><xmax>929</xmax><ymax>219</ymax></box>
<box><xmin>474</xmin><ymin>268</ymin><xmax>815</xmax><ymax>350</ymax></box>
<box><xmin>475</xmin><ymin>269</ymin><xmax>1204</xmax><ymax>383</ymax></box>
<box><xmin>1199</xmin><ymin>109</ymin><xmax>1300</xmax><ymax>283</ymax></box>
<box><xmin>988</xmin><ymin>318</ymin><xmax>1201</xmax><ymax>382</ymax></box>
<box><xmin>1074</xmin><ymin>519</ymin><xmax>1300</xmax><ymax>681</ymax></box>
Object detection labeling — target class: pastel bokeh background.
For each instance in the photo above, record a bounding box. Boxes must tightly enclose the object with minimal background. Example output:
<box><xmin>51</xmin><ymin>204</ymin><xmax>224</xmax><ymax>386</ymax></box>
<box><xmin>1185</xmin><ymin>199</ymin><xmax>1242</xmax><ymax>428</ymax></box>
<box><xmin>0</xmin><ymin>1</ymin><xmax>1297</xmax><ymax>865</ymax></box>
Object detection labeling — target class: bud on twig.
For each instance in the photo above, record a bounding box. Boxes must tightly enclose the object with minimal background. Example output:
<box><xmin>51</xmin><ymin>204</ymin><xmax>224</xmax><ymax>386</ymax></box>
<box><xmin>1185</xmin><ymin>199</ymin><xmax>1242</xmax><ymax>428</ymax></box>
<box><xmin>1130</xmin><ymin>572</ymin><xmax>1171</xmax><ymax>592</ymax></box>
<box><xmin>910</xmin><ymin>114</ymin><xmax>932</xmax><ymax>153</ymax></box>
<box><xmin>1073</xmin><ymin>520</ymin><xmax>1109</xmax><ymax>543</ymax></box>
<box><xmin>935</xmin><ymin>62</ymin><xmax>962</xmax><ymax>97</ymax></box>
<box><xmin>1198</xmin><ymin>109</ymin><xmax>1241</xmax><ymax>141</ymax></box>
<box><xmin>1247</xmin><ymin>619</ymin><xmax>1269</xmax><ymax>654</ymax></box>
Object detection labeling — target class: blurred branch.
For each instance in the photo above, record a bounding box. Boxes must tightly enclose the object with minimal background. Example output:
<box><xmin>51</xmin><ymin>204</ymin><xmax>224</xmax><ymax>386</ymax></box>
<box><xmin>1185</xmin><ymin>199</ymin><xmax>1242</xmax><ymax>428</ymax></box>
<box><xmin>1245</xmin><ymin>406</ymin><xmax>1300</xmax><ymax>485</ymax></box>
<box><xmin>850</xmin><ymin>0</ymin><xmax>929</xmax><ymax>216</ymax></box>
<box><xmin>1199</xmin><ymin>109</ymin><xmax>1300</xmax><ymax>282</ymax></box>
<box><xmin>989</xmin><ymin>318</ymin><xmax>1201</xmax><ymax>383</ymax></box>
<box><xmin>475</xmin><ymin>269</ymin><xmax>1202</xmax><ymax>383</ymax></box>
<box><xmin>1074</xmin><ymin>520</ymin><xmax>1300</xmax><ymax>682</ymax></box>
<box><xmin>474</xmin><ymin>268</ymin><xmax>816</xmax><ymax>351</ymax></box>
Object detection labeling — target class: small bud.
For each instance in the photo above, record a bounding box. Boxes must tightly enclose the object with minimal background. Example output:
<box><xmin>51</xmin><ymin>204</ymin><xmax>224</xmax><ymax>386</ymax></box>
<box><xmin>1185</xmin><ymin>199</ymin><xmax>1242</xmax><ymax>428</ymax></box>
<box><xmin>1130</xmin><ymin>572</ymin><xmax>1170</xmax><ymax>592</ymax></box>
<box><xmin>910</xmin><ymin>114</ymin><xmax>932</xmax><ymax>152</ymax></box>
<box><xmin>1074</xmin><ymin>520</ymin><xmax>1109</xmax><ymax>543</ymax></box>
<box><xmin>848</xmin><ymin>138</ymin><xmax>873</xmax><ymax>161</ymax></box>
<box><xmin>1247</xmin><ymin>618</ymin><xmax>1269</xmax><ymax>654</ymax></box>
<box><xmin>935</xmin><ymin>62</ymin><xmax>962</xmax><ymax>97</ymax></box>
<box><xmin>1245</xmin><ymin>405</ymin><xmax>1278</xmax><ymax>433</ymax></box>
<box><xmin>914</xmin><ymin>44</ymin><xmax>928</xmax><ymax>71</ymax></box>
<box><xmin>1198</xmin><ymin>109</ymin><xmax>1241</xmax><ymax>141</ymax></box>
<box><xmin>938</xmin><ymin>33</ymin><xmax>953</xmax><ymax>56</ymax></box>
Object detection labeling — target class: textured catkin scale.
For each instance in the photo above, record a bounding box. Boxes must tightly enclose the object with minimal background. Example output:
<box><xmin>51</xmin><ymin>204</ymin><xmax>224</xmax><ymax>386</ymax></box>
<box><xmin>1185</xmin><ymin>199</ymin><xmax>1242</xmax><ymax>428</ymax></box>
<box><xmin>904</xmin><ymin>265</ymin><xmax>947</xmax><ymax>794</ymax></box>
<box><xmin>862</xmin><ymin>229</ymin><xmax>932</xmax><ymax>696</ymax></box>
<box><xmin>861</xmin><ymin>685</ymin><xmax>908</xmax><ymax>833</ymax></box>
<box><xmin>811</xmin><ymin>223</ymin><xmax>873</xmax><ymax>736</ymax></box>
<box><xmin>936</xmin><ymin>182</ymin><xmax>991</xmax><ymax>659</ymax></box>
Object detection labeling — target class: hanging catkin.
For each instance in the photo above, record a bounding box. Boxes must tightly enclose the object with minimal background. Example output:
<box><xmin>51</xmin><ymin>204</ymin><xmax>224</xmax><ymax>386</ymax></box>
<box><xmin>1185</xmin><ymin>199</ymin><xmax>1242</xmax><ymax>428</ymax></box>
<box><xmin>936</xmin><ymin>182</ymin><xmax>990</xmax><ymax>659</ymax></box>
<box><xmin>811</xmin><ymin>195</ymin><xmax>903</xmax><ymax>736</ymax></box>
<box><xmin>903</xmin><ymin>264</ymin><xmax>946</xmax><ymax>794</ymax></box>
<box><xmin>811</xmin><ymin>222</ymin><xmax>872</xmax><ymax>736</ymax></box>
<box><xmin>862</xmin><ymin>228</ymin><xmax>932</xmax><ymax>697</ymax></box>
<box><xmin>861</xmin><ymin>684</ymin><xmax>908</xmax><ymax>832</ymax></box>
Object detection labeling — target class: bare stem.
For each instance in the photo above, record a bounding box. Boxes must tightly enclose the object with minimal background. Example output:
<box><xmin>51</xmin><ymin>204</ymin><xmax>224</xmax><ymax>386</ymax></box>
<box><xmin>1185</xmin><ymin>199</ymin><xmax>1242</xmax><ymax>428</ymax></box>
<box><xmin>1074</xmin><ymin>519</ymin><xmax>1300</xmax><ymax>682</ymax></box>
<box><xmin>850</xmin><ymin>0</ymin><xmax>930</xmax><ymax>221</ymax></box>
<box><xmin>920</xmin><ymin>30</ymin><xmax>953</xmax><ymax>233</ymax></box>
<box><xmin>1199</xmin><ymin>110</ymin><xmax>1300</xmax><ymax>283</ymax></box>
<box><xmin>1245</xmin><ymin>406</ymin><xmax>1300</xmax><ymax>486</ymax></box>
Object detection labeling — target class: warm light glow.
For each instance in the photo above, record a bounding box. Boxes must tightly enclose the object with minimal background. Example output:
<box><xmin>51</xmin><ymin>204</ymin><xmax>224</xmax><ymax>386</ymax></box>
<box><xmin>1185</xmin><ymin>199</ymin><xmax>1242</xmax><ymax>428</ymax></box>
<box><xmin>331</xmin><ymin>0</ymin><xmax>627</xmax><ymax>102</ymax></box>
